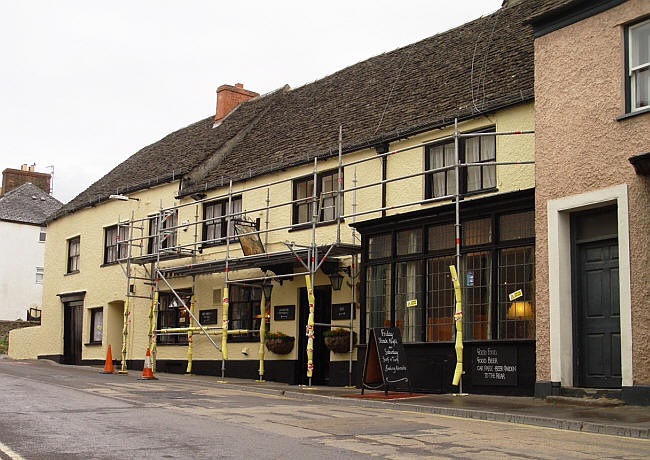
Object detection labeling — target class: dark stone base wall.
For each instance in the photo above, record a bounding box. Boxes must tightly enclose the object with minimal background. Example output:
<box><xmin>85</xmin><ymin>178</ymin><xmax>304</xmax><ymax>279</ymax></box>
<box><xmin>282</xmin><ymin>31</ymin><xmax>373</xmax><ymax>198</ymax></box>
<box><xmin>357</xmin><ymin>340</ymin><xmax>536</xmax><ymax>396</ymax></box>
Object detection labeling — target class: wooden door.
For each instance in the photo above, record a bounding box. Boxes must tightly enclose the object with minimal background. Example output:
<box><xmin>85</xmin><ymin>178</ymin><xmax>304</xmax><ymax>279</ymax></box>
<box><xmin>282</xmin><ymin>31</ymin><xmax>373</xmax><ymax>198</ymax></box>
<box><xmin>63</xmin><ymin>301</ymin><xmax>83</xmax><ymax>365</ymax></box>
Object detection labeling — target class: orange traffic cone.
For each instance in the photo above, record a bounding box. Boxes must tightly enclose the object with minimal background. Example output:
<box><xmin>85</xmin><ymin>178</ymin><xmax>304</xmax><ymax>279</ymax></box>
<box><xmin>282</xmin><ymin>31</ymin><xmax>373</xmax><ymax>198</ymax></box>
<box><xmin>99</xmin><ymin>344</ymin><xmax>114</xmax><ymax>374</ymax></box>
<box><xmin>139</xmin><ymin>347</ymin><xmax>157</xmax><ymax>380</ymax></box>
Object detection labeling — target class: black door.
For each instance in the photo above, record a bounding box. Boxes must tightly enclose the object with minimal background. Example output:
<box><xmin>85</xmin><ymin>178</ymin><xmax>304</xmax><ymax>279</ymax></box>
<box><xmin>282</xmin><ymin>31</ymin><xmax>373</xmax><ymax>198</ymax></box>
<box><xmin>63</xmin><ymin>301</ymin><xmax>83</xmax><ymax>365</ymax></box>
<box><xmin>298</xmin><ymin>286</ymin><xmax>331</xmax><ymax>385</ymax></box>
<box><xmin>576</xmin><ymin>239</ymin><xmax>621</xmax><ymax>388</ymax></box>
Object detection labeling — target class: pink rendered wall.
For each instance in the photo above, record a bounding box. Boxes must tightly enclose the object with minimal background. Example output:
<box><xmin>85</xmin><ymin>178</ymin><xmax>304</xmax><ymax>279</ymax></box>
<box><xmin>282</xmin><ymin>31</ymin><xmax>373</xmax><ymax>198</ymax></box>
<box><xmin>534</xmin><ymin>0</ymin><xmax>650</xmax><ymax>383</ymax></box>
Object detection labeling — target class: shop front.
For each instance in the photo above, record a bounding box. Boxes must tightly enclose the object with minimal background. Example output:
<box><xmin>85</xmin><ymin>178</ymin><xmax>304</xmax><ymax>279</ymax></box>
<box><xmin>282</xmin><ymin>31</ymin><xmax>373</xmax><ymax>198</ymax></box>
<box><xmin>354</xmin><ymin>189</ymin><xmax>536</xmax><ymax>395</ymax></box>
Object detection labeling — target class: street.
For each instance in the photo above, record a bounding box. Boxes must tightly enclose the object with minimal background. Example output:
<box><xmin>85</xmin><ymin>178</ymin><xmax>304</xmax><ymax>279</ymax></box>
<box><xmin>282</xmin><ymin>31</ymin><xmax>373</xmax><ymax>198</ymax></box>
<box><xmin>0</xmin><ymin>359</ymin><xmax>648</xmax><ymax>459</ymax></box>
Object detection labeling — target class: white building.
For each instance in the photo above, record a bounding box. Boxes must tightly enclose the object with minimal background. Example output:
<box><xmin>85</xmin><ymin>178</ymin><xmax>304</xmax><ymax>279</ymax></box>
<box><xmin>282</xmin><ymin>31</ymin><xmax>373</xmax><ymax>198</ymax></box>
<box><xmin>0</xmin><ymin>182</ymin><xmax>61</xmax><ymax>320</ymax></box>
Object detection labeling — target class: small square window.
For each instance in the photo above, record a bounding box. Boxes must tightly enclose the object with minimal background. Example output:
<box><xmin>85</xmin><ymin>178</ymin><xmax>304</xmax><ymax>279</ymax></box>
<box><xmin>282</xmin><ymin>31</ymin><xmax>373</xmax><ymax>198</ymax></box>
<box><xmin>396</xmin><ymin>229</ymin><xmax>422</xmax><ymax>255</ymax></box>
<box><xmin>428</xmin><ymin>223</ymin><xmax>455</xmax><ymax>251</ymax></box>
<box><xmin>35</xmin><ymin>267</ymin><xmax>44</xmax><ymax>284</ymax></box>
<box><xmin>39</xmin><ymin>227</ymin><xmax>46</xmax><ymax>242</ymax></box>
<box><xmin>499</xmin><ymin>211</ymin><xmax>534</xmax><ymax>241</ymax></box>
<box><xmin>463</xmin><ymin>218</ymin><xmax>492</xmax><ymax>246</ymax></box>
<box><xmin>368</xmin><ymin>234</ymin><xmax>391</xmax><ymax>259</ymax></box>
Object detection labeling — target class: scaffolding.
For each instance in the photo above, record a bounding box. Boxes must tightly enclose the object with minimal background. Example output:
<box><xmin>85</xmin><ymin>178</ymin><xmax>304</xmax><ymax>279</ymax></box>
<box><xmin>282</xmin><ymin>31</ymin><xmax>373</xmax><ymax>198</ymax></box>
<box><xmin>113</xmin><ymin>119</ymin><xmax>534</xmax><ymax>389</ymax></box>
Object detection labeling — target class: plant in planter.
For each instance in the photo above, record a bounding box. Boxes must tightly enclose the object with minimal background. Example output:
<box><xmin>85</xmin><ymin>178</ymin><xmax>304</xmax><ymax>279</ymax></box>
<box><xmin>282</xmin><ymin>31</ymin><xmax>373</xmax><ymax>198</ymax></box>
<box><xmin>264</xmin><ymin>331</ymin><xmax>295</xmax><ymax>355</ymax></box>
<box><xmin>323</xmin><ymin>328</ymin><xmax>357</xmax><ymax>353</ymax></box>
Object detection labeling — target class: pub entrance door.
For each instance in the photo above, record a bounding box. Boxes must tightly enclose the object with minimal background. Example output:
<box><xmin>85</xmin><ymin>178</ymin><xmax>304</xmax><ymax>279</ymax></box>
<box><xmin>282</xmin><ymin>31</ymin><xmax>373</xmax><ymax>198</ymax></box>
<box><xmin>297</xmin><ymin>286</ymin><xmax>331</xmax><ymax>386</ymax></box>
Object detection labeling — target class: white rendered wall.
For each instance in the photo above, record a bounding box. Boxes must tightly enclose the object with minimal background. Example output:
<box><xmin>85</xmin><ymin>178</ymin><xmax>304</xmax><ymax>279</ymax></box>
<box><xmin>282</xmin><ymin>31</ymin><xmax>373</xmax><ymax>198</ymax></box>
<box><xmin>0</xmin><ymin>221</ymin><xmax>45</xmax><ymax>320</ymax></box>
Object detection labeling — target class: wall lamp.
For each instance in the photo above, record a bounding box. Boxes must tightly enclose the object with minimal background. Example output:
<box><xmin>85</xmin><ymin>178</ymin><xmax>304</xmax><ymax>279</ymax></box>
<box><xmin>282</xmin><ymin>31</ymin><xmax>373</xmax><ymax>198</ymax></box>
<box><xmin>109</xmin><ymin>194</ymin><xmax>140</xmax><ymax>202</ymax></box>
<box><xmin>261</xmin><ymin>281</ymin><xmax>273</xmax><ymax>300</ymax></box>
<box><xmin>329</xmin><ymin>266</ymin><xmax>351</xmax><ymax>291</ymax></box>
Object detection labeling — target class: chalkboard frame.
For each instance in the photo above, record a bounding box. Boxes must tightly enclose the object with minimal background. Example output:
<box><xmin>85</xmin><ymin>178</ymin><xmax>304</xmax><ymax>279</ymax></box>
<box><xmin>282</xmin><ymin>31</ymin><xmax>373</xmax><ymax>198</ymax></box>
<box><xmin>331</xmin><ymin>303</ymin><xmax>355</xmax><ymax>321</ymax></box>
<box><xmin>361</xmin><ymin>327</ymin><xmax>411</xmax><ymax>395</ymax></box>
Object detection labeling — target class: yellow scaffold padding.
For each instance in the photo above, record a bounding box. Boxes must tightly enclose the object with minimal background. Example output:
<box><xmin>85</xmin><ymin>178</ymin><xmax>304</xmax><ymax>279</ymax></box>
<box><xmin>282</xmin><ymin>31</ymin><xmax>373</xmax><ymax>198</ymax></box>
<box><xmin>222</xmin><ymin>287</ymin><xmax>229</xmax><ymax>360</ymax></box>
<box><xmin>449</xmin><ymin>265</ymin><xmax>463</xmax><ymax>386</ymax></box>
<box><xmin>305</xmin><ymin>275</ymin><xmax>315</xmax><ymax>379</ymax></box>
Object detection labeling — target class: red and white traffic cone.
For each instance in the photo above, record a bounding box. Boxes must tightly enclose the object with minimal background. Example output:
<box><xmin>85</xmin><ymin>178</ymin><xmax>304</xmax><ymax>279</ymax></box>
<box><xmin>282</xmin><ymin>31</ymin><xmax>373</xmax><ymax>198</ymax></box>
<box><xmin>139</xmin><ymin>347</ymin><xmax>157</xmax><ymax>380</ymax></box>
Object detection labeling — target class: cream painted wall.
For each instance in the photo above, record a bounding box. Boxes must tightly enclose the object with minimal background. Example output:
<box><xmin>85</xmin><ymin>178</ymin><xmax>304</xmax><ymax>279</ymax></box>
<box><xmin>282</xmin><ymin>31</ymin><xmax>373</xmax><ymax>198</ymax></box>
<box><xmin>0</xmin><ymin>221</ymin><xmax>45</xmax><ymax>320</ymax></box>
<box><xmin>9</xmin><ymin>102</ymin><xmax>534</xmax><ymax>368</ymax></box>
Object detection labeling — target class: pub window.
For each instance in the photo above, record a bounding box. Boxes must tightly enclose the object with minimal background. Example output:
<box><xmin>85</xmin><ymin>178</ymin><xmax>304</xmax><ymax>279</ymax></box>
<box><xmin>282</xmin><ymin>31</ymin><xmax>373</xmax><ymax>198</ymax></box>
<box><xmin>368</xmin><ymin>233</ymin><xmax>391</xmax><ymax>260</ymax></box>
<box><xmin>425</xmin><ymin>127</ymin><xmax>496</xmax><ymax>199</ymax></box>
<box><xmin>89</xmin><ymin>307</ymin><xmax>103</xmax><ymax>344</ymax></box>
<box><xmin>462</xmin><ymin>251</ymin><xmax>491</xmax><ymax>340</ymax></box>
<box><xmin>428</xmin><ymin>223</ymin><xmax>455</xmax><ymax>251</ymax></box>
<box><xmin>157</xmin><ymin>291</ymin><xmax>191</xmax><ymax>344</ymax></box>
<box><xmin>396</xmin><ymin>229</ymin><xmax>422</xmax><ymax>255</ymax></box>
<box><xmin>365</xmin><ymin>264</ymin><xmax>392</xmax><ymax>341</ymax></box>
<box><xmin>426</xmin><ymin>256</ymin><xmax>455</xmax><ymax>341</ymax></box>
<box><xmin>292</xmin><ymin>169</ymin><xmax>341</xmax><ymax>225</ymax></box>
<box><xmin>499</xmin><ymin>211</ymin><xmax>534</xmax><ymax>241</ymax></box>
<box><xmin>148</xmin><ymin>210</ymin><xmax>178</xmax><ymax>253</ymax></box>
<box><xmin>228</xmin><ymin>285</ymin><xmax>268</xmax><ymax>342</ymax></box>
<box><xmin>394</xmin><ymin>260</ymin><xmax>425</xmax><ymax>342</ymax></box>
<box><xmin>463</xmin><ymin>218</ymin><xmax>492</xmax><ymax>246</ymax></box>
<box><xmin>104</xmin><ymin>225</ymin><xmax>128</xmax><ymax>264</ymax></box>
<box><xmin>497</xmin><ymin>246</ymin><xmax>535</xmax><ymax>339</ymax></box>
<box><xmin>363</xmin><ymin>209</ymin><xmax>534</xmax><ymax>344</ymax></box>
<box><xmin>203</xmin><ymin>196</ymin><xmax>242</xmax><ymax>246</ymax></box>
<box><xmin>67</xmin><ymin>236</ymin><xmax>80</xmax><ymax>273</ymax></box>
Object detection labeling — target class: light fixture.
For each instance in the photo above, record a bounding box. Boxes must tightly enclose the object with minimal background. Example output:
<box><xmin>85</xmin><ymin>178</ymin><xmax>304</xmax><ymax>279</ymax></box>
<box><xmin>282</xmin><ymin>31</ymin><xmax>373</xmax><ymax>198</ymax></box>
<box><xmin>261</xmin><ymin>282</ymin><xmax>273</xmax><ymax>300</ymax></box>
<box><xmin>109</xmin><ymin>194</ymin><xmax>140</xmax><ymax>202</ymax></box>
<box><xmin>507</xmin><ymin>301</ymin><xmax>534</xmax><ymax>319</ymax></box>
<box><xmin>329</xmin><ymin>272</ymin><xmax>344</xmax><ymax>291</ymax></box>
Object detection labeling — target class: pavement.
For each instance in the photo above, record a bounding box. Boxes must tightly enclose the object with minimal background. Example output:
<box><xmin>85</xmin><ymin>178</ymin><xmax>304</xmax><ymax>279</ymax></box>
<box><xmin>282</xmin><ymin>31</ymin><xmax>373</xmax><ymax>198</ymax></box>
<box><xmin>161</xmin><ymin>373</ymin><xmax>650</xmax><ymax>439</ymax></box>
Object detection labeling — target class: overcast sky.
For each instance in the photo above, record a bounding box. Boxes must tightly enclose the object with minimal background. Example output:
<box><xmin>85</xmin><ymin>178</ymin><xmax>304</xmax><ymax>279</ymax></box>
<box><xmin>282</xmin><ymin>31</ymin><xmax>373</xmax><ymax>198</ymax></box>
<box><xmin>0</xmin><ymin>0</ymin><xmax>503</xmax><ymax>203</ymax></box>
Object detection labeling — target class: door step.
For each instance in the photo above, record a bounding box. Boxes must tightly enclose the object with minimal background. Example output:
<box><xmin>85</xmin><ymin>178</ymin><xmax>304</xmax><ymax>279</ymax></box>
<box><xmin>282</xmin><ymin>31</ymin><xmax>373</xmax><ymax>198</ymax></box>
<box><xmin>546</xmin><ymin>387</ymin><xmax>625</xmax><ymax>407</ymax></box>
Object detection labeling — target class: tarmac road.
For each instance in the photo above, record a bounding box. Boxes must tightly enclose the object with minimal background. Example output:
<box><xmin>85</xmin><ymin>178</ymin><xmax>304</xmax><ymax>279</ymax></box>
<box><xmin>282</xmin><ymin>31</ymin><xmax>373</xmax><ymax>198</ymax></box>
<box><xmin>0</xmin><ymin>358</ymin><xmax>648</xmax><ymax>459</ymax></box>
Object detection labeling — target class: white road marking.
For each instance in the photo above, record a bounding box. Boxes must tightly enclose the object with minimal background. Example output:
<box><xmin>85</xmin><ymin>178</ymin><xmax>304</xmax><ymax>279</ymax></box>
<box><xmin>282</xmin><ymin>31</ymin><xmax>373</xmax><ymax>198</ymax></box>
<box><xmin>0</xmin><ymin>441</ymin><xmax>25</xmax><ymax>460</ymax></box>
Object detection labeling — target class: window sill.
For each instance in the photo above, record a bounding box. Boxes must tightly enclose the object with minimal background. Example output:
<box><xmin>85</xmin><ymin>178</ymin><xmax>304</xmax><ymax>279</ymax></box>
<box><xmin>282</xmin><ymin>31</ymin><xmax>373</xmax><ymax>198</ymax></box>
<box><xmin>64</xmin><ymin>270</ymin><xmax>80</xmax><ymax>276</ymax></box>
<box><xmin>424</xmin><ymin>187</ymin><xmax>498</xmax><ymax>203</ymax></box>
<box><xmin>84</xmin><ymin>342</ymin><xmax>102</xmax><ymax>346</ymax></box>
<box><xmin>100</xmin><ymin>261</ymin><xmax>119</xmax><ymax>267</ymax></box>
<box><xmin>616</xmin><ymin>106</ymin><xmax>650</xmax><ymax>121</ymax></box>
<box><xmin>288</xmin><ymin>219</ymin><xmax>343</xmax><ymax>233</ymax></box>
<box><xmin>156</xmin><ymin>342</ymin><xmax>189</xmax><ymax>346</ymax></box>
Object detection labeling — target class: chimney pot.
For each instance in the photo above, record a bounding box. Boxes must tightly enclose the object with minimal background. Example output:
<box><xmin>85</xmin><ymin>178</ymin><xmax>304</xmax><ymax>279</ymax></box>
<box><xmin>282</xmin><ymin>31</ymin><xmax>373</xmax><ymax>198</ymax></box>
<box><xmin>21</xmin><ymin>164</ymin><xmax>28</xmax><ymax>171</ymax></box>
<box><xmin>235</xmin><ymin>83</ymin><xmax>244</xmax><ymax>88</ymax></box>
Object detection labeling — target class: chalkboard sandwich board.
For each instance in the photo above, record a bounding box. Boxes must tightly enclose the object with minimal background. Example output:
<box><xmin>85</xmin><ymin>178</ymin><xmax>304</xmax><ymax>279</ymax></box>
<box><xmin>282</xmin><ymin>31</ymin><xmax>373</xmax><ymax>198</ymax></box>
<box><xmin>361</xmin><ymin>327</ymin><xmax>411</xmax><ymax>395</ymax></box>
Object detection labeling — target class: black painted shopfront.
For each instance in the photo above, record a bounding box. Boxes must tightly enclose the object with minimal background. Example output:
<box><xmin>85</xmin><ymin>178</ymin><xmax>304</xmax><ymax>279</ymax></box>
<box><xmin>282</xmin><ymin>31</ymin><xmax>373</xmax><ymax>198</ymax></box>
<box><xmin>352</xmin><ymin>189</ymin><xmax>536</xmax><ymax>396</ymax></box>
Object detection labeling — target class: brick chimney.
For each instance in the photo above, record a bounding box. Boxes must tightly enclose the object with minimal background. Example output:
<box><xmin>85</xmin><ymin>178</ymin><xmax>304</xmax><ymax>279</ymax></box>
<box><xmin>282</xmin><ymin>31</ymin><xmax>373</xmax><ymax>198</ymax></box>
<box><xmin>2</xmin><ymin>164</ymin><xmax>51</xmax><ymax>195</ymax></box>
<box><xmin>215</xmin><ymin>83</ymin><xmax>259</xmax><ymax>123</ymax></box>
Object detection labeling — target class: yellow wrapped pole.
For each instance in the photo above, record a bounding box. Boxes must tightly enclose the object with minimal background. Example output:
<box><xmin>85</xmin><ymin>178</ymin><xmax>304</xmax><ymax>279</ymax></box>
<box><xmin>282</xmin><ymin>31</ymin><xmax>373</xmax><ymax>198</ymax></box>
<box><xmin>119</xmin><ymin>296</ymin><xmax>130</xmax><ymax>374</ymax></box>
<box><xmin>258</xmin><ymin>291</ymin><xmax>267</xmax><ymax>381</ymax></box>
<box><xmin>220</xmin><ymin>286</ymin><xmax>229</xmax><ymax>380</ymax></box>
<box><xmin>305</xmin><ymin>275</ymin><xmax>315</xmax><ymax>382</ymax></box>
<box><xmin>450</xmin><ymin>265</ymin><xmax>463</xmax><ymax>386</ymax></box>
<box><xmin>150</xmin><ymin>290</ymin><xmax>159</xmax><ymax>374</ymax></box>
<box><xmin>186</xmin><ymin>295</ymin><xmax>195</xmax><ymax>374</ymax></box>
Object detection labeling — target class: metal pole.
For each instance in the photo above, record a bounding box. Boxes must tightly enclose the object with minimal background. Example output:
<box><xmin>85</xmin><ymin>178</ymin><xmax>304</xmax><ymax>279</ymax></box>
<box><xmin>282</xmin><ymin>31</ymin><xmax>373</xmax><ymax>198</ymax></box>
<box><xmin>453</xmin><ymin>119</ymin><xmax>462</xmax><ymax>392</ymax></box>
<box><xmin>221</xmin><ymin>180</ymin><xmax>233</xmax><ymax>381</ymax></box>
<box><xmin>336</xmin><ymin>125</ymin><xmax>343</xmax><ymax>244</ymax></box>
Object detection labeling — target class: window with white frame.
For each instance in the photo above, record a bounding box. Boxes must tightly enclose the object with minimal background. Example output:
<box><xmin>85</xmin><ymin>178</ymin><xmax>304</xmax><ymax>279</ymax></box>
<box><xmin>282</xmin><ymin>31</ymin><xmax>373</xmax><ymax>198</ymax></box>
<box><xmin>89</xmin><ymin>307</ymin><xmax>103</xmax><ymax>344</ymax></box>
<box><xmin>104</xmin><ymin>225</ymin><xmax>128</xmax><ymax>264</ymax></box>
<box><xmin>627</xmin><ymin>18</ymin><xmax>650</xmax><ymax>112</ymax></box>
<box><xmin>292</xmin><ymin>170</ymin><xmax>341</xmax><ymax>225</ymax></box>
<box><xmin>35</xmin><ymin>267</ymin><xmax>44</xmax><ymax>284</ymax></box>
<box><xmin>39</xmin><ymin>227</ymin><xmax>46</xmax><ymax>242</ymax></box>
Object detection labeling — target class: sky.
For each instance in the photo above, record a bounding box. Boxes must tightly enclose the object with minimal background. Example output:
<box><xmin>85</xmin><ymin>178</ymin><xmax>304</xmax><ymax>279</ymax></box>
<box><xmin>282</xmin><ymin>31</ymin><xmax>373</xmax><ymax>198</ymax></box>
<box><xmin>0</xmin><ymin>0</ymin><xmax>504</xmax><ymax>204</ymax></box>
